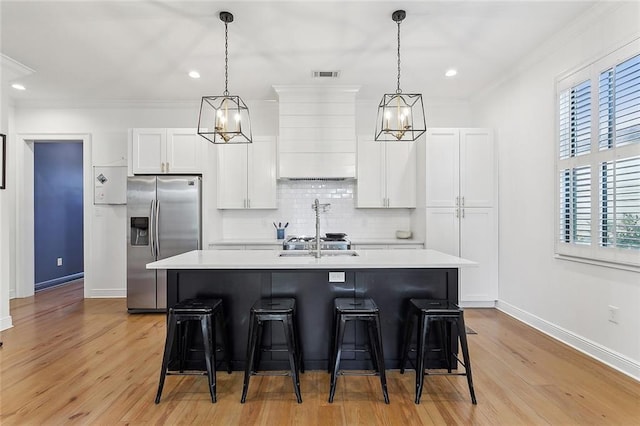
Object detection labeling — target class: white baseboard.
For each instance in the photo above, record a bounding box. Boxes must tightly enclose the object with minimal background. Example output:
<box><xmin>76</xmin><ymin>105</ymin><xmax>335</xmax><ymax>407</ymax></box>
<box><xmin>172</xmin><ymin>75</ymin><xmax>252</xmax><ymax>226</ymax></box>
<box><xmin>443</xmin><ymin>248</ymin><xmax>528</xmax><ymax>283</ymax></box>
<box><xmin>9</xmin><ymin>289</ymin><xmax>15</xmax><ymax>299</ymax></box>
<box><xmin>460</xmin><ymin>300</ymin><xmax>496</xmax><ymax>308</ymax></box>
<box><xmin>497</xmin><ymin>300</ymin><xmax>640</xmax><ymax>381</ymax></box>
<box><xmin>0</xmin><ymin>315</ymin><xmax>13</xmax><ymax>331</ymax></box>
<box><xmin>89</xmin><ymin>288</ymin><xmax>126</xmax><ymax>298</ymax></box>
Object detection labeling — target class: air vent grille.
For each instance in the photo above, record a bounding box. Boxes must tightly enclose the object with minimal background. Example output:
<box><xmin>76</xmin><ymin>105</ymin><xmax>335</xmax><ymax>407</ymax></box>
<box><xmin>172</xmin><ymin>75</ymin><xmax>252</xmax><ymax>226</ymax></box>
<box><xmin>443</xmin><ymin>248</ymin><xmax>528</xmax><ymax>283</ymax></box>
<box><xmin>312</xmin><ymin>71</ymin><xmax>340</xmax><ymax>78</ymax></box>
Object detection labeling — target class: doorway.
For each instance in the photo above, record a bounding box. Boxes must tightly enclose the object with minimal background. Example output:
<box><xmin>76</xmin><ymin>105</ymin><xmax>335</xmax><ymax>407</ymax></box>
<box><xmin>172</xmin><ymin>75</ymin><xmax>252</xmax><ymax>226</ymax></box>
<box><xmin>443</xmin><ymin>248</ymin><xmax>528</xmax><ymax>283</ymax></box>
<box><xmin>33</xmin><ymin>142</ymin><xmax>84</xmax><ymax>291</ymax></box>
<box><xmin>15</xmin><ymin>133</ymin><xmax>92</xmax><ymax>299</ymax></box>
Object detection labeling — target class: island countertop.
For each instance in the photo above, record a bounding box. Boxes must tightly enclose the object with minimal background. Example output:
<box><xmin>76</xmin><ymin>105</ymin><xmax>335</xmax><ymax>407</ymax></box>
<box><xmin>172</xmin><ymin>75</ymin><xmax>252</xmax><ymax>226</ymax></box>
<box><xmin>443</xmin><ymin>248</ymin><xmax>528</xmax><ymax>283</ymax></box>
<box><xmin>146</xmin><ymin>248</ymin><xmax>476</xmax><ymax>270</ymax></box>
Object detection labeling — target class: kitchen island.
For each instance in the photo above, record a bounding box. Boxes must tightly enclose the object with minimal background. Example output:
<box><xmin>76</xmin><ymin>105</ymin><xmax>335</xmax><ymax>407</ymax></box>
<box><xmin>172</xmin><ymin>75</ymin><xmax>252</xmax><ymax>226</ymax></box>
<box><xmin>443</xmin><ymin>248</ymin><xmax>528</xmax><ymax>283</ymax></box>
<box><xmin>147</xmin><ymin>249</ymin><xmax>476</xmax><ymax>370</ymax></box>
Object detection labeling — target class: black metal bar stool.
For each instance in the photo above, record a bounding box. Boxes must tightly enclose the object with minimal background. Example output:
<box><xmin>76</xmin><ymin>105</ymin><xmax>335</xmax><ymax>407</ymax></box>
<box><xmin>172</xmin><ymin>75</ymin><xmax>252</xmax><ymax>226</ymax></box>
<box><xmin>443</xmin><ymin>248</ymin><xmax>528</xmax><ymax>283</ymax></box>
<box><xmin>155</xmin><ymin>298</ymin><xmax>232</xmax><ymax>404</ymax></box>
<box><xmin>329</xmin><ymin>297</ymin><xmax>389</xmax><ymax>404</ymax></box>
<box><xmin>400</xmin><ymin>299</ymin><xmax>477</xmax><ymax>404</ymax></box>
<box><xmin>241</xmin><ymin>298</ymin><xmax>303</xmax><ymax>403</ymax></box>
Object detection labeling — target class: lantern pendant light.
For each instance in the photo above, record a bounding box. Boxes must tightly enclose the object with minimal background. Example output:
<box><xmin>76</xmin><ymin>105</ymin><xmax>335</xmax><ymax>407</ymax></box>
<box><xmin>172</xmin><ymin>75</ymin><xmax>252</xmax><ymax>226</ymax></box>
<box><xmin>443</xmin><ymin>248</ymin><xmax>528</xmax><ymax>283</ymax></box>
<box><xmin>375</xmin><ymin>10</ymin><xmax>426</xmax><ymax>142</ymax></box>
<box><xmin>198</xmin><ymin>11</ymin><xmax>252</xmax><ymax>144</ymax></box>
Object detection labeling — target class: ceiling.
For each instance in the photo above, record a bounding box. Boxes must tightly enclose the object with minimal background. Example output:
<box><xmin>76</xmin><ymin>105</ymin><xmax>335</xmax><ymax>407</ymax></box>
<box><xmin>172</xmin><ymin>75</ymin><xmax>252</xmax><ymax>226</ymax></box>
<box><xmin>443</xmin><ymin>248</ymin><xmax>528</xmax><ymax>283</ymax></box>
<box><xmin>1</xmin><ymin>1</ymin><xmax>598</xmax><ymax>104</ymax></box>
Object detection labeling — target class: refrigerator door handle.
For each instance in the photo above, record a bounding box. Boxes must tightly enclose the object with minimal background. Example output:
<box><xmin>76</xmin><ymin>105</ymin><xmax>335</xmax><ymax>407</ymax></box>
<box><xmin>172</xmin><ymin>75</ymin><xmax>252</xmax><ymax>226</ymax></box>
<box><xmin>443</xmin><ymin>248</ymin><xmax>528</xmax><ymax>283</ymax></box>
<box><xmin>149</xmin><ymin>200</ymin><xmax>156</xmax><ymax>257</ymax></box>
<box><xmin>155</xmin><ymin>200</ymin><xmax>161</xmax><ymax>257</ymax></box>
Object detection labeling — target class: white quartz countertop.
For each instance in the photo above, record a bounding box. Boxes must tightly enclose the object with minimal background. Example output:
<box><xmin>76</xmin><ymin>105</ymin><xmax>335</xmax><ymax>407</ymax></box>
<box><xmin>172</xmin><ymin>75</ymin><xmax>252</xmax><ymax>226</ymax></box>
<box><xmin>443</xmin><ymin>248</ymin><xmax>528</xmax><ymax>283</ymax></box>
<box><xmin>209</xmin><ymin>239</ymin><xmax>283</xmax><ymax>246</ymax></box>
<box><xmin>209</xmin><ymin>238</ymin><xmax>424</xmax><ymax>247</ymax></box>
<box><xmin>350</xmin><ymin>238</ymin><xmax>424</xmax><ymax>245</ymax></box>
<box><xmin>147</xmin><ymin>249</ymin><xmax>476</xmax><ymax>270</ymax></box>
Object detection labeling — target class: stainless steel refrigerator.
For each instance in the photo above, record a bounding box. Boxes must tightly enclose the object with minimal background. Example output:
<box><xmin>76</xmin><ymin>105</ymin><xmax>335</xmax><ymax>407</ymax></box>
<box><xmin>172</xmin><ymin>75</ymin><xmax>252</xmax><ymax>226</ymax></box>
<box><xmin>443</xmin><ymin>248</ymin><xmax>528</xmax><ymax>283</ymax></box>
<box><xmin>127</xmin><ymin>175</ymin><xmax>201</xmax><ymax>312</ymax></box>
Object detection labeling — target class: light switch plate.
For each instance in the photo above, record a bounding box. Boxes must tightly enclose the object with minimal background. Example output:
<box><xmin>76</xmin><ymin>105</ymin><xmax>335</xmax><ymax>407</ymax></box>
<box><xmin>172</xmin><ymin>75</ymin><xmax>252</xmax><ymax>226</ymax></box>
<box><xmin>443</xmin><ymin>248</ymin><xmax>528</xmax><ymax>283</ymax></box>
<box><xmin>329</xmin><ymin>271</ymin><xmax>345</xmax><ymax>283</ymax></box>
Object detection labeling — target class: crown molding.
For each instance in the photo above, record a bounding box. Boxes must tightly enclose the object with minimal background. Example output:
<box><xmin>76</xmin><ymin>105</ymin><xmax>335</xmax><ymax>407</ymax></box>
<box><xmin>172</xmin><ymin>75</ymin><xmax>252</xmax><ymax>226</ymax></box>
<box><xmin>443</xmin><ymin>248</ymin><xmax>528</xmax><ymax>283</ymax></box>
<box><xmin>0</xmin><ymin>54</ymin><xmax>35</xmax><ymax>82</ymax></box>
<box><xmin>471</xmin><ymin>1</ymin><xmax>627</xmax><ymax>104</ymax></box>
<box><xmin>12</xmin><ymin>99</ymin><xmax>200</xmax><ymax>109</ymax></box>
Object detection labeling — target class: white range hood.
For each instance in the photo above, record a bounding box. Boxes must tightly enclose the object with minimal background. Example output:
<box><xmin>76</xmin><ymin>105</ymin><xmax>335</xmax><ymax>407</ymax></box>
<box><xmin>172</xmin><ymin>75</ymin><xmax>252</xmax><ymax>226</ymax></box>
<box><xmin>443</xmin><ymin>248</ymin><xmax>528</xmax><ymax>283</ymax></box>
<box><xmin>274</xmin><ymin>86</ymin><xmax>359</xmax><ymax>179</ymax></box>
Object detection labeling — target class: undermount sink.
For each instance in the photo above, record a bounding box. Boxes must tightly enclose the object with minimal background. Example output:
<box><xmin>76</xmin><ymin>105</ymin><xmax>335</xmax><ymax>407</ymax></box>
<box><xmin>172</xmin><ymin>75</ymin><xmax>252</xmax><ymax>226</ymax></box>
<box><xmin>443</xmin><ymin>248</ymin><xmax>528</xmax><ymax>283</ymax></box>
<box><xmin>278</xmin><ymin>250</ymin><xmax>359</xmax><ymax>257</ymax></box>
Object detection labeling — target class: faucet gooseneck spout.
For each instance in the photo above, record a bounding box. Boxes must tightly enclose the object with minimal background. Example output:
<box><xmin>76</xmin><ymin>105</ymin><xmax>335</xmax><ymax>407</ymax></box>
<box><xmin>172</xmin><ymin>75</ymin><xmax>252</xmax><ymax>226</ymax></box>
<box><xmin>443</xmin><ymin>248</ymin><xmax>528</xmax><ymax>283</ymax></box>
<box><xmin>312</xmin><ymin>198</ymin><xmax>331</xmax><ymax>258</ymax></box>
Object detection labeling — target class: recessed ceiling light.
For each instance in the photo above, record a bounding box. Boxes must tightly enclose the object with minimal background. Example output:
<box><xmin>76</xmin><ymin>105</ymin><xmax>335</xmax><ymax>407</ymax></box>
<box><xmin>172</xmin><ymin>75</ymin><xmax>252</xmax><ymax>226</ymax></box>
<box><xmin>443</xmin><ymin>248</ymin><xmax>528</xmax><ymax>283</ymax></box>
<box><xmin>188</xmin><ymin>71</ymin><xmax>200</xmax><ymax>79</ymax></box>
<box><xmin>12</xmin><ymin>83</ymin><xmax>26</xmax><ymax>90</ymax></box>
<box><xmin>445</xmin><ymin>69</ymin><xmax>458</xmax><ymax>78</ymax></box>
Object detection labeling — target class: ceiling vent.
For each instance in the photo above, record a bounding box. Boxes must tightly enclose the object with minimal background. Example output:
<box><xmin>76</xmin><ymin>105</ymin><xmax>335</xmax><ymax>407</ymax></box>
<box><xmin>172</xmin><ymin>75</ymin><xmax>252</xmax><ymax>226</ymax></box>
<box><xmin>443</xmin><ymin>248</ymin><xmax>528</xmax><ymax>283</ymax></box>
<box><xmin>312</xmin><ymin>71</ymin><xmax>340</xmax><ymax>78</ymax></box>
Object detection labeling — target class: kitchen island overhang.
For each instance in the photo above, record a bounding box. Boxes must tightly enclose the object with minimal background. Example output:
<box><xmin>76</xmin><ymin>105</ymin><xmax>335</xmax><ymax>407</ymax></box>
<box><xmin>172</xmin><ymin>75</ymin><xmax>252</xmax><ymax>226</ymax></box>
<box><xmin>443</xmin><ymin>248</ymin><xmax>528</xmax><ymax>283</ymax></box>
<box><xmin>147</xmin><ymin>249</ymin><xmax>477</xmax><ymax>371</ymax></box>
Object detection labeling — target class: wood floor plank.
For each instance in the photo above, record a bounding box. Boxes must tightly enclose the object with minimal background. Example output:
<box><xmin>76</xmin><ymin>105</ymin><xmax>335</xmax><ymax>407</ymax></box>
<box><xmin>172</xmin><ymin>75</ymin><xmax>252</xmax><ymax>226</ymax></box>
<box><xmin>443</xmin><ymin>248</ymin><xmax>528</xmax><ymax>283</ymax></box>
<box><xmin>1</xmin><ymin>281</ymin><xmax>638</xmax><ymax>425</ymax></box>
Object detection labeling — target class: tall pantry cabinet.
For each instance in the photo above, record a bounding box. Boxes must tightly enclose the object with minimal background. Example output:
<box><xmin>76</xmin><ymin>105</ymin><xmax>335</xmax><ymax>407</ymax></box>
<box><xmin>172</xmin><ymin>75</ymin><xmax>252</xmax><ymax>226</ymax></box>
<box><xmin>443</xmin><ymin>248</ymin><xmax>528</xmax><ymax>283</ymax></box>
<box><xmin>424</xmin><ymin>128</ymin><xmax>498</xmax><ymax>306</ymax></box>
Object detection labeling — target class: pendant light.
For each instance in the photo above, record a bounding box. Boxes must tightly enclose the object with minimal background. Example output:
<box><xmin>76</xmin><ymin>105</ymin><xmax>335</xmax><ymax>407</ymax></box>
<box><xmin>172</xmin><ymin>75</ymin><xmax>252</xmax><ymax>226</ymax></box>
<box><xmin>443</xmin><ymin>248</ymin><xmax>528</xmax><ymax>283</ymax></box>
<box><xmin>375</xmin><ymin>10</ymin><xmax>426</xmax><ymax>142</ymax></box>
<box><xmin>198</xmin><ymin>11</ymin><xmax>252</xmax><ymax>144</ymax></box>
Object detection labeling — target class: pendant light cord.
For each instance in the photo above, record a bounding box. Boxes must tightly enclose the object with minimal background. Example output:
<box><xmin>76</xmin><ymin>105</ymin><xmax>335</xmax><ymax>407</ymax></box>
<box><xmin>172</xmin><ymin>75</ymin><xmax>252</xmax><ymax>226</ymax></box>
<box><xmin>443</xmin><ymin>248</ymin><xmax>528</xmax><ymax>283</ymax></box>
<box><xmin>396</xmin><ymin>19</ymin><xmax>402</xmax><ymax>94</ymax></box>
<box><xmin>224</xmin><ymin>21</ymin><xmax>229</xmax><ymax>96</ymax></box>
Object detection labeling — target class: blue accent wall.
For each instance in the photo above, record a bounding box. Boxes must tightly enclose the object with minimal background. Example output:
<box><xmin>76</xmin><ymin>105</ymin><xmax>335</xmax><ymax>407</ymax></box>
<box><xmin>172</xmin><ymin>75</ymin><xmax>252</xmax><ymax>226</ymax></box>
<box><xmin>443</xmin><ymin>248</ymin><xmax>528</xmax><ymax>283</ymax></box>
<box><xmin>34</xmin><ymin>142</ymin><xmax>84</xmax><ymax>288</ymax></box>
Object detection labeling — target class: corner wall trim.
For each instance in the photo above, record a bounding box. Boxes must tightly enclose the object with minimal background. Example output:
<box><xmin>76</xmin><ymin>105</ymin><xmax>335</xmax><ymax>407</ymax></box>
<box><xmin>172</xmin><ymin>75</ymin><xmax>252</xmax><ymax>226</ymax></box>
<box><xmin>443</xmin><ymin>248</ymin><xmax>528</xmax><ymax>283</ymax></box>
<box><xmin>89</xmin><ymin>288</ymin><xmax>126</xmax><ymax>298</ymax></box>
<box><xmin>496</xmin><ymin>300</ymin><xmax>640</xmax><ymax>381</ymax></box>
<box><xmin>0</xmin><ymin>315</ymin><xmax>13</xmax><ymax>331</ymax></box>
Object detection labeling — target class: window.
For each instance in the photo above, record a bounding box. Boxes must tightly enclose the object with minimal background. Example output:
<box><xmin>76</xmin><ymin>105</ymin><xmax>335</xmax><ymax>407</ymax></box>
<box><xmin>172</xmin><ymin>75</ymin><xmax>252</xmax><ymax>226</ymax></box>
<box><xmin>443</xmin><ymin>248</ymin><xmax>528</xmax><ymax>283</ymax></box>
<box><xmin>556</xmin><ymin>41</ymin><xmax>640</xmax><ymax>267</ymax></box>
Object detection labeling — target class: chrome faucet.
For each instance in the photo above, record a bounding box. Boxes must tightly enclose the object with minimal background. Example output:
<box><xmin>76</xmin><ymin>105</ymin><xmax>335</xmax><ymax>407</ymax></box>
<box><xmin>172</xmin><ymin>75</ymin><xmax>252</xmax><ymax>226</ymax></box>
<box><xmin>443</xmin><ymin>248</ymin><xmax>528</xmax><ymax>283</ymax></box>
<box><xmin>312</xmin><ymin>198</ymin><xmax>331</xmax><ymax>258</ymax></box>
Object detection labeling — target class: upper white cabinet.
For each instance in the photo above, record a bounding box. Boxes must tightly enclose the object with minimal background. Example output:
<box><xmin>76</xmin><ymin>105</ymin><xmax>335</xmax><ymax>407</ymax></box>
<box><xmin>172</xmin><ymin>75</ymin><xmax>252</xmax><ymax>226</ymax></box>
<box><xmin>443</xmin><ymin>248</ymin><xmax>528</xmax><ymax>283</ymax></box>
<box><xmin>275</xmin><ymin>86</ymin><xmax>358</xmax><ymax>179</ymax></box>
<box><xmin>357</xmin><ymin>136</ymin><xmax>416</xmax><ymax>208</ymax></box>
<box><xmin>217</xmin><ymin>136</ymin><xmax>276</xmax><ymax>209</ymax></box>
<box><xmin>131</xmin><ymin>128</ymin><xmax>202</xmax><ymax>174</ymax></box>
<box><xmin>425</xmin><ymin>128</ymin><xmax>494</xmax><ymax>208</ymax></box>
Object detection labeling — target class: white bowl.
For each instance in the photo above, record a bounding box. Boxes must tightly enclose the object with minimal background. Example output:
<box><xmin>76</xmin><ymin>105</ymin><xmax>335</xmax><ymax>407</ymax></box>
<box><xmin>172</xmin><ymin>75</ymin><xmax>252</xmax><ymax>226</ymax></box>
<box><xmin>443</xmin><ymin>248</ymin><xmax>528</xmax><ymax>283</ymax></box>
<box><xmin>395</xmin><ymin>230</ymin><xmax>412</xmax><ymax>239</ymax></box>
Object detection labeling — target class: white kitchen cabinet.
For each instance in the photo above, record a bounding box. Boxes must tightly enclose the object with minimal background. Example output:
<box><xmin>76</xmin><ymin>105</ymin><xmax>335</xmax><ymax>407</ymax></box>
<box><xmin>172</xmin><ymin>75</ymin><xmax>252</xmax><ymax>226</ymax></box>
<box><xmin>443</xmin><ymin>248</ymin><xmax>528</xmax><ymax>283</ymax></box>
<box><xmin>209</xmin><ymin>244</ymin><xmax>281</xmax><ymax>250</ymax></box>
<box><xmin>424</xmin><ymin>128</ymin><xmax>497</xmax><ymax>306</ymax></box>
<box><xmin>357</xmin><ymin>136</ymin><xmax>416</xmax><ymax>208</ymax></box>
<box><xmin>426</xmin><ymin>207</ymin><xmax>497</xmax><ymax>303</ymax></box>
<box><xmin>426</xmin><ymin>128</ymin><xmax>494</xmax><ymax>208</ymax></box>
<box><xmin>217</xmin><ymin>136</ymin><xmax>276</xmax><ymax>209</ymax></box>
<box><xmin>353</xmin><ymin>243</ymin><xmax>424</xmax><ymax>250</ymax></box>
<box><xmin>131</xmin><ymin>128</ymin><xmax>202</xmax><ymax>174</ymax></box>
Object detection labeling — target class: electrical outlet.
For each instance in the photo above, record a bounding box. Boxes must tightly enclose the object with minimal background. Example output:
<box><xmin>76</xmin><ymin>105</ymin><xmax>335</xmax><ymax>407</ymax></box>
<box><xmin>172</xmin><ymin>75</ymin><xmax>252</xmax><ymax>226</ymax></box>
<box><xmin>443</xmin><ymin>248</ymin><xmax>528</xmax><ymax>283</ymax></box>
<box><xmin>57</xmin><ymin>257</ymin><xmax>63</xmax><ymax>267</ymax></box>
<box><xmin>328</xmin><ymin>271</ymin><xmax>345</xmax><ymax>283</ymax></box>
<box><xmin>608</xmin><ymin>305</ymin><xmax>619</xmax><ymax>324</ymax></box>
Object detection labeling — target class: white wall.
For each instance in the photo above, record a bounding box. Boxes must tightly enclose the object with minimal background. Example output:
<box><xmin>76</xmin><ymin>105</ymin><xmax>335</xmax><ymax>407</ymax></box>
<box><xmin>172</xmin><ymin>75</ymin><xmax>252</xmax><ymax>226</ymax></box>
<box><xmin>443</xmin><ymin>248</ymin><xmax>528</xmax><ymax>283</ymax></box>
<box><xmin>0</xmin><ymin>80</ymin><xmax>13</xmax><ymax>330</ymax></box>
<box><xmin>472</xmin><ymin>2</ymin><xmax>640</xmax><ymax>378</ymax></box>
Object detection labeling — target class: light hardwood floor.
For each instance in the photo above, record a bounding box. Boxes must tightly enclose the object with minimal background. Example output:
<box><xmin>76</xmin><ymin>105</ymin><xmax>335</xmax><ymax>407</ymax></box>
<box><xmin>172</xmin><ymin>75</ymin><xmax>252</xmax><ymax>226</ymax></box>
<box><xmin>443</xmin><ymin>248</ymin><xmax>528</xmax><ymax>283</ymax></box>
<box><xmin>1</xmin><ymin>281</ymin><xmax>638</xmax><ymax>425</ymax></box>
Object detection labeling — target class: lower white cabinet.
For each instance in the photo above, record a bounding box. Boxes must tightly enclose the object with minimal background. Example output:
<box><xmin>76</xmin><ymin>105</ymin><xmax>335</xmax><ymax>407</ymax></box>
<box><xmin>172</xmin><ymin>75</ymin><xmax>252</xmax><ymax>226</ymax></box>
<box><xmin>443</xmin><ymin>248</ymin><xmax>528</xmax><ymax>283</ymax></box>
<box><xmin>209</xmin><ymin>244</ymin><xmax>281</xmax><ymax>250</ymax></box>
<box><xmin>426</xmin><ymin>207</ymin><xmax>497</xmax><ymax>305</ymax></box>
<box><xmin>352</xmin><ymin>243</ymin><xmax>424</xmax><ymax>250</ymax></box>
<box><xmin>217</xmin><ymin>136</ymin><xmax>276</xmax><ymax>209</ymax></box>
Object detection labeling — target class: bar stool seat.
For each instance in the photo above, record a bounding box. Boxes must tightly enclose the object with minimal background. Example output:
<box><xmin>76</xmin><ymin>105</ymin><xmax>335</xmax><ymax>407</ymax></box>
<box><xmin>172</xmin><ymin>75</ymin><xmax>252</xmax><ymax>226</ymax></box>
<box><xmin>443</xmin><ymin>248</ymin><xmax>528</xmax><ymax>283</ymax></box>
<box><xmin>329</xmin><ymin>297</ymin><xmax>389</xmax><ymax>404</ymax></box>
<box><xmin>241</xmin><ymin>298</ymin><xmax>303</xmax><ymax>403</ymax></box>
<box><xmin>400</xmin><ymin>299</ymin><xmax>477</xmax><ymax>404</ymax></box>
<box><xmin>155</xmin><ymin>298</ymin><xmax>232</xmax><ymax>404</ymax></box>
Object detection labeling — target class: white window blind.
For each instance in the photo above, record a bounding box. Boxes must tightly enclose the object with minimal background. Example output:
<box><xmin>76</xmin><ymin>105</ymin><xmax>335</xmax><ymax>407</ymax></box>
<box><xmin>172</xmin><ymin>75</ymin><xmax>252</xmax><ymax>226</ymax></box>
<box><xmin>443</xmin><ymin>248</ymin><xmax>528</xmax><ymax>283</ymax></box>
<box><xmin>559</xmin><ymin>167</ymin><xmax>591</xmax><ymax>245</ymax></box>
<box><xmin>559</xmin><ymin>80</ymin><xmax>591</xmax><ymax>159</ymax></box>
<box><xmin>600</xmin><ymin>156</ymin><xmax>640</xmax><ymax>249</ymax></box>
<box><xmin>556</xmin><ymin>41</ymin><xmax>640</xmax><ymax>267</ymax></box>
<box><xmin>599</xmin><ymin>54</ymin><xmax>640</xmax><ymax>150</ymax></box>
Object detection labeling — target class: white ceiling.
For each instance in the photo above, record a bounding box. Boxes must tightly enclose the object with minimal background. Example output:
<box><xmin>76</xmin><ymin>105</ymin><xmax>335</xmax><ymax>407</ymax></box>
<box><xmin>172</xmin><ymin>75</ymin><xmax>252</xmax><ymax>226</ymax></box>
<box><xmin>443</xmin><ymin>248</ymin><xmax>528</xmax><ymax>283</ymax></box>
<box><xmin>1</xmin><ymin>0</ymin><xmax>598</xmax><ymax>104</ymax></box>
